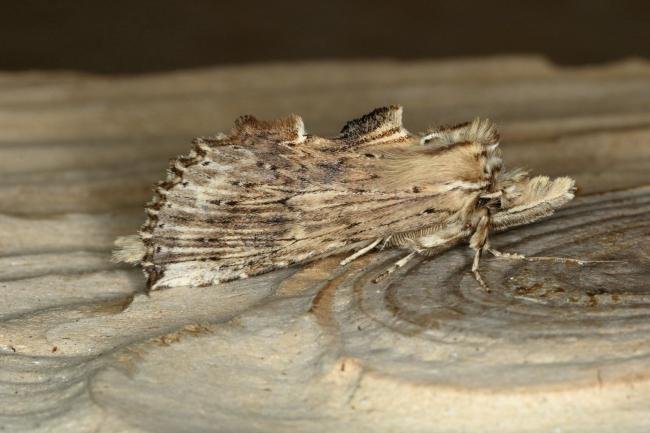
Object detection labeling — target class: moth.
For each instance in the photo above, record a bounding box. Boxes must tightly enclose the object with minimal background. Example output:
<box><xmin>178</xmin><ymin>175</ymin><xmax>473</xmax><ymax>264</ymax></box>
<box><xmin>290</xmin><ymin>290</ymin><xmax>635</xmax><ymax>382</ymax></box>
<box><xmin>113</xmin><ymin>105</ymin><xmax>577</xmax><ymax>291</ymax></box>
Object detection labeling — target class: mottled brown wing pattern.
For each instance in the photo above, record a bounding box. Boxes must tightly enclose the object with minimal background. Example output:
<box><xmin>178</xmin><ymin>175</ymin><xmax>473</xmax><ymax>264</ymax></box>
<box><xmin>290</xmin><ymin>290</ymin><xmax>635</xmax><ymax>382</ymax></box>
<box><xmin>134</xmin><ymin>106</ymin><xmax>492</xmax><ymax>289</ymax></box>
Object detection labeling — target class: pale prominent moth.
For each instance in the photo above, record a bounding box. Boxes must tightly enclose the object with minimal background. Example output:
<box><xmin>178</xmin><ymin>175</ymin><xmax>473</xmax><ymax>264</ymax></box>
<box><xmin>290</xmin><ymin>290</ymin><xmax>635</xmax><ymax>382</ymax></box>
<box><xmin>113</xmin><ymin>105</ymin><xmax>576</xmax><ymax>291</ymax></box>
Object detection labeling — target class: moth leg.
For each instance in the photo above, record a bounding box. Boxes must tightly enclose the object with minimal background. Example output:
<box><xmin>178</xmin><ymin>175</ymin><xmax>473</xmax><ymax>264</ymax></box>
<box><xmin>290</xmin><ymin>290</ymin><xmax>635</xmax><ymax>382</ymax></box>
<box><xmin>340</xmin><ymin>238</ymin><xmax>382</xmax><ymax>266</ymax></box>
<box><xmin>373</xmin><ymin>251</ymin><xmax>417</xmax><ymax>283</ymax></box>
<box><xmin>471</xmin><ymin>247</ymin><xmax>491</xmax><ymax>293</ymax></box>
<box><xmin>486</xmin><ymin>245</ymin><xmax>622</xmax><ymax>265</ymax></box>
<box><xmin>486</xmin><ymin>246</ymin><xmax>525</xmax><ymax>260</ymax></box>
<box><xmin>468</xmin><ymin>231</ymin><xmax>493</xmax><ymax>292</ymax></box>
<box><xmin>468</xmin><ymin>212</ymin><xmax>492</xmax><ymax>292</ymax></box>
<box><xmin>379</xmin><ymin>235</ymin><xmax>393</xmax><ymax>251</ymax></box>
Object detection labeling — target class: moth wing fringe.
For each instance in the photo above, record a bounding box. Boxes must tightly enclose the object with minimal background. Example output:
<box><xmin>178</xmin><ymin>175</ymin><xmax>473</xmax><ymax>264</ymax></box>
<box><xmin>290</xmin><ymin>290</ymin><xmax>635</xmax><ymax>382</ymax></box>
<box><xmin>112</xmin><ymin>235</ymin><xmax>146</xmax><ymax>264</ymax></box>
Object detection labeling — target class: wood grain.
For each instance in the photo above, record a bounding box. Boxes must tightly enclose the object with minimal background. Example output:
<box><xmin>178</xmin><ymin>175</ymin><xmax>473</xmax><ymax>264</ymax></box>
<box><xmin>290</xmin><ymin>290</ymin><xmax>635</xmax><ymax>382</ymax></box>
<box><xmin>1</xmin><ymin>57</ymin><xmax>649</xmax><ymax>432</ymax></box>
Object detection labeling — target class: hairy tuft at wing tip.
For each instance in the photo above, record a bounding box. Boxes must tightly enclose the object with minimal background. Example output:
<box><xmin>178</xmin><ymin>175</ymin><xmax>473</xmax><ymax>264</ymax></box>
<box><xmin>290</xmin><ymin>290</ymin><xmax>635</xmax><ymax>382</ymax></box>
<box><xmin>112</xmin><ymin>235</ymin><xmax>146</xmax><ymax>264</ymax></box>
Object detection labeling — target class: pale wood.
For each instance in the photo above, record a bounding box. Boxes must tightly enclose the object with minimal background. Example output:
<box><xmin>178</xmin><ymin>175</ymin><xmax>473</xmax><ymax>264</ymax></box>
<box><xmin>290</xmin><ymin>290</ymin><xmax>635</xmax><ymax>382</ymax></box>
<box><xmin>1</xmin><ymin>57</ymin><xmax>649</xmax><ymax>433</ymax></box>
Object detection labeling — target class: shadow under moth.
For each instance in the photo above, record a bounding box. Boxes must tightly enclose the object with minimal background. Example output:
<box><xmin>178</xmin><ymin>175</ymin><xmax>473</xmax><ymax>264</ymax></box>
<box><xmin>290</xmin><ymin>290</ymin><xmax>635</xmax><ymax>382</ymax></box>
<box><xmin>113</xmin><ymin>105</ymin><xmax>578</xmax><ymax>292</ymax></box>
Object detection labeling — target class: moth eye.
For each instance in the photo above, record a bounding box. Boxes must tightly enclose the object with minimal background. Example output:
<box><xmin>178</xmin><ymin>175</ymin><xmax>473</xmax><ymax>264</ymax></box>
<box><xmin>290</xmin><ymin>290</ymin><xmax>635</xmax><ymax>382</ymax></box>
<box><xmin>477</xmin><ymin>197</ymin><xmax>490</xmax><ymax>207</ymax></box>
<box><xmin>477</xmin><ymin>196</ymin><xmax>502</xmax><ymax>208</ymax></box>
<box><xmin>420</xmin><ymin>133</ymin><xmax>438</xmax><ymax>145</ymax></box>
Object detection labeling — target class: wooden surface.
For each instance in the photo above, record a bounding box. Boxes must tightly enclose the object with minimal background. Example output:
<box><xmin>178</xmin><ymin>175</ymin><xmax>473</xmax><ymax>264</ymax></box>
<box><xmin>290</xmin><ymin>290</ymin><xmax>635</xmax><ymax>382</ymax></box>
<box><xmin>1</xmin><ymin>57</ymin><xmax>650</xmax><ymax>432</ymax></box>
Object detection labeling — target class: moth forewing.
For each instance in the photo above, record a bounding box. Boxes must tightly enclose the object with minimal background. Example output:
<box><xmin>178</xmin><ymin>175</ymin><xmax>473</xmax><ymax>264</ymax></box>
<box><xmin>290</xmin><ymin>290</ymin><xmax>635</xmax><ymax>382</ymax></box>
<box><xmin>112</xmin><ymin>105</ymin><xmax>576</xmax><ymax>291</ymax></box>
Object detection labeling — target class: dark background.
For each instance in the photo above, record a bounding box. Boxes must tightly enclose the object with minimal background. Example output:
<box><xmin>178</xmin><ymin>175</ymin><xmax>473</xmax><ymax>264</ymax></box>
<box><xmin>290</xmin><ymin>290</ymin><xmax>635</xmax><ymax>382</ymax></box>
<box><xmin>1</xmin><ymin>0</ymin><xmax>649</xmax><ymax>74</ymax></box>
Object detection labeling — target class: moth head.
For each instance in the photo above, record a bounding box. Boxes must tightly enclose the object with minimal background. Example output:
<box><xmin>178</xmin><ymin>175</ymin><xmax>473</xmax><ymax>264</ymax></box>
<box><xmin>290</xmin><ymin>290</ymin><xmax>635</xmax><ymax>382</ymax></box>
<box><xmin>487</xmin><ymin>168</ymin><xmax>528</xmax><ymax>209</ymax></box>
<box><xmin>407</xmin><ymin>118</ymin><xmax>503</xmax><ymax>186</ymax></box>
<box><xmin>477</xmin><ymin>190</ymin><xmax>505</xmax><ymax>210</ymax></box>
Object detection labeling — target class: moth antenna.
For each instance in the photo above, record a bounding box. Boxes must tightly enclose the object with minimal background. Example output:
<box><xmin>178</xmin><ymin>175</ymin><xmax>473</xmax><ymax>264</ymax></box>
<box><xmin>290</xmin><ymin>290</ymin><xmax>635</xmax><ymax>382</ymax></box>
<box><xmin>112</xmin><ymin>235</ymin><xmax>146</xmax><ymax>264</ymax></box>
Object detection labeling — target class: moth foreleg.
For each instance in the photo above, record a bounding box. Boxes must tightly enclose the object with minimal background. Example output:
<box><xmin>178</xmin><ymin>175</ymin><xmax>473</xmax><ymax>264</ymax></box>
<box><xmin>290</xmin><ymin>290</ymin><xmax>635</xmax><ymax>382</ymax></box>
<box><xmin>372</xmin><ymin>251</ymin><xmax>417</xmax><ymax>283</ymax></box>
<box><xmin>340</xmin><ymin>238</ymin><xmax>382</xmax><ymax>266</ymax></box>
<box><xmin>471</xmin><ymin>247</ymin><xmax>491</xmax><ymax>293</ymax></box>
<box><xmin>468</xmin><ymin>213</ymin><xmax>492</xmax><ymax>292</ymax></box>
